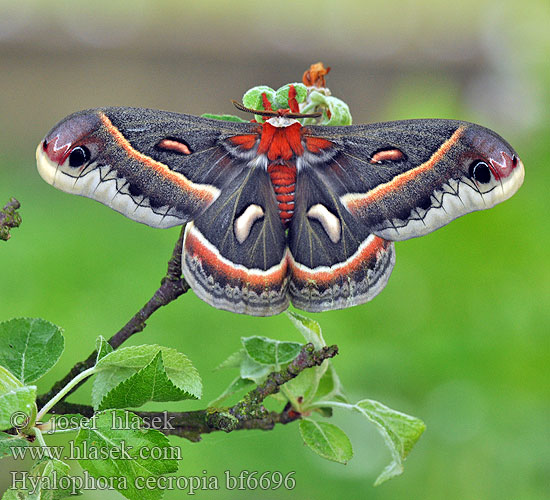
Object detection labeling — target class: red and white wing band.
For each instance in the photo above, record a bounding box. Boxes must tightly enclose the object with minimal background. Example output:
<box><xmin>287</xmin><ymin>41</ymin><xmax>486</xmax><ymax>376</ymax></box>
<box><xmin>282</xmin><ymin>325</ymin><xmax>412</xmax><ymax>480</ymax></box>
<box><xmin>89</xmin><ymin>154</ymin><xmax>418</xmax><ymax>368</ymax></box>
<box><xmin>182</xmin><ymin>222</ymin><xmax>290</xmax><ymax>316</ymax></box>
<box><xmin>288</xmin><ymin>235</ymin><xmax>395</xmax><ymax>313</ymax></box>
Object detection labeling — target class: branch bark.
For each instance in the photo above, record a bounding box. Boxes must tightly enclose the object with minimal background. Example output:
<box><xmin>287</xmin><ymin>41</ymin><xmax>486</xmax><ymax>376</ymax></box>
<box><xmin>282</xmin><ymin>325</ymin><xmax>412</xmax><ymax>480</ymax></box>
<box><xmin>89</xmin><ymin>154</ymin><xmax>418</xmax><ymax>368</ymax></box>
<box><xmin>36</xmin><ymin>225</ymin><xmax>189</xmax><ymax>407</ymax></box>
<box><xmin>0</xmin><ymin>198</ymin><xmax>21</xmax><ymax>241</ymax></box>
<box><xmin>43</xmin><ymin>344</ymin><xmax>339</xmax><ymax>441</ymax></box>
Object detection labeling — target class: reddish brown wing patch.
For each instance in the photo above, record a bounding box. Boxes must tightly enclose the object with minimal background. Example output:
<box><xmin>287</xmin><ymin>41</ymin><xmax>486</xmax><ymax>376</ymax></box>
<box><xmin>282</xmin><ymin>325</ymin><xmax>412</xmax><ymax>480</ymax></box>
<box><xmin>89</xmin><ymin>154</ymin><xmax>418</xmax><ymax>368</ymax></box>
<box><xmin>229</xmin><ymin>134</ymin><xmax>258</xmax><ymax>150</ymax></box>
<box><xmin>305</xmin><ymin>136</ymin><xmax>333</xmax><ymax>154</ymax></box>
<box><xmin>157</xmin><ymin>139</ymin><xmax>192</xmax><ymax>155</ymax></box>
<box><xmin>370</xmin><ymin>148</ymin><xmax>405</xmax><ymax>164</ymax></box>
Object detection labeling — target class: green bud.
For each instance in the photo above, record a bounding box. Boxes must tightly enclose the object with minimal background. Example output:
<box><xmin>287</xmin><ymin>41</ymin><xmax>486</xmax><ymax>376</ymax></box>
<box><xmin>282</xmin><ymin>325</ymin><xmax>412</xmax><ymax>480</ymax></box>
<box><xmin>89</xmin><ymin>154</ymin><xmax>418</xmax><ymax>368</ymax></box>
<box><xmin>274</xmin><ymin>83</ymin><xmax>308</xmax><ymax>109</ymax></box>
<box><xmin>242</xmin><ymin>86</ymin><xmax>276</xmax><ymax>111</ymax></box>
<box><xmin>309</xmin><ymin>91</ymin><xmax>353</xmax><ymax>126</ymax></box>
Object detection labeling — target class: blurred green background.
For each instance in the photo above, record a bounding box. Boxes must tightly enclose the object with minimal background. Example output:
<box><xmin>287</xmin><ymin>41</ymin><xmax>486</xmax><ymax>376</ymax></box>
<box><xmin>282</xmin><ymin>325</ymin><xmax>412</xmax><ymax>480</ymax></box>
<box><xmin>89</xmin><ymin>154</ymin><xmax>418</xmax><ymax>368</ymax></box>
<box><xmin>1</xmin><ymin>0</ymin><xmax>549</xmax><ymax>498</ymax></box>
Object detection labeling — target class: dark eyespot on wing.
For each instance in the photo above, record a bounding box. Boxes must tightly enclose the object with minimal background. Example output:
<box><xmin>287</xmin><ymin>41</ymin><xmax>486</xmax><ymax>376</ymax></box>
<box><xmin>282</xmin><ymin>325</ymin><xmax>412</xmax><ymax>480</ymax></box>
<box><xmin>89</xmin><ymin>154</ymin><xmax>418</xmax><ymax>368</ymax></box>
<box><xmin>68</xmin><ymin>146</ymin><xmax>90</xmax><ymax>167</ymax></box>
<box><xmin>469</xmin><ymin>161</ymin><xmax>492</xmax><ymax>183</ymax></box>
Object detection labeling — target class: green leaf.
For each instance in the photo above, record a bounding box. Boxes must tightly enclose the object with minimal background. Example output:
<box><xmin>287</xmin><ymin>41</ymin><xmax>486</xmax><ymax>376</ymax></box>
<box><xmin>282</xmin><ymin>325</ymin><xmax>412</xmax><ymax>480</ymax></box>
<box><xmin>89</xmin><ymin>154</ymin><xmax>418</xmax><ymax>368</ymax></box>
<box><xmin>239</xmin><ymin>355</ymin><xmax>272</xmax><ymax>383</ymax></box>
<box><xmin>95</xmin><ymin>335</ymin><xmax>113</xmax><ymax>364</ymax></box>
<box><xmin>208</xmin><ymin>376</ymin><xmax>254</xmax><ymax>407</ymax></box>
<box><xmin>314</xmin><ymin>364</ymin><xmax>348</xmax><ymax>403</ymax></box>
<box><xmin>201</xmin><ymin>113</ymin><xmax>248</xmax><ymax>122</ymax></box>
<box><xmin>31</xmin><ymin>457</ymin><xmax>77</xmax><ymax>499</ymax></box>
<box><xmin>214</xmin><ymin>349</ymin><xmax>247</xmax><ymax>371</ymax></box>
<box><xmin>282</xmin><ymin>353</ymin><xmax>347</xmax><ymax>408</ymax></box>
<box><xmin>282</xmin><ymin>312</ymin><xmax>336</xmax><ymax>408</ymax></box>
<box><xmin>274</xmin><ymin>83</ymin><xmax>307</xmax><ymax>109</ymax></box>
<box><xmin>0</xmin><ymin>431</ymin><xmax>29</xmax><ymax>459</ymax></box>
<box><xmin>75</xmin><ymin>410</ymin><xmax>178</xmax><ymax>500</ymax></box>
<box><xmin>0</xmin><ymin>318</ymin><xmax>64</xmax><ymax>384</ymax></box>
<box><xmin>241</xmin><ymin>336</ymin><xmax>302</xmax><ymax>367</ymax></box>
<box><xmin>98</xmin><ymin>351</ymin><xmax>198</xmax><ymax>410</ymax></box>
<box><xmin>355</xmin><ymin>399</ymin><xmax>426</xmax><ymax>485</ymax></box>
<box><xmin>286</xmin><ymin>311</ymin><xmax>325</xmax><ymax>349</ymax></box>
<box><xmin>299</xmin><ymin>419</ymin><xmax>353</xmax><ymax>464</ymax></box>
<box><xmin>3</xmin><ymin>457</ymin><xmax>76</xmax><ymax>499</ymax></box>
<box><xmin>1</xmin><ymin>489</ymin><xmax>20</xmax><ymax>500</ymax></box>
<box><xmin>0</xmin><ymin>366</ymin><xmax>37</xmax><ymax>431</ymax></box>
<box><xmin>92</xmin><ymin>345</ymin><xmax>201</xmax><ymax>410</ymax></box>
<box><xmin>279</xmin><ymin>368</ymin><xmax>319</xmax><ymax>409</ymax></box>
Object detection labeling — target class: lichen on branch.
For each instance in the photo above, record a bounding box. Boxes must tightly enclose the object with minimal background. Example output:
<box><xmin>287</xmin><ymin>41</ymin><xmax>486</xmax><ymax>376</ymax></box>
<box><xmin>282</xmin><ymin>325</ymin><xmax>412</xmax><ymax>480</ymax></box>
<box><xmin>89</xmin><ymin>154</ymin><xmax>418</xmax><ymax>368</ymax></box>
<box><xmin>0</xmin><ymin>198</ymin><xmax>21</xmax><ymax>241</ymax></box>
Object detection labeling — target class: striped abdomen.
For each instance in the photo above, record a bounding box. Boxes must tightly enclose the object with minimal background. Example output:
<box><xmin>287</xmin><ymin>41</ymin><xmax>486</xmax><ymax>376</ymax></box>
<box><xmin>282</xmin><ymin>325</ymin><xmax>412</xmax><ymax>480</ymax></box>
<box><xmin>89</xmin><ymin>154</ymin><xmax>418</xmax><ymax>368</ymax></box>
<box><xmin>267</xmin><ymin>163</ymin><xmax>296</xmax><ymax>226</ymax></box>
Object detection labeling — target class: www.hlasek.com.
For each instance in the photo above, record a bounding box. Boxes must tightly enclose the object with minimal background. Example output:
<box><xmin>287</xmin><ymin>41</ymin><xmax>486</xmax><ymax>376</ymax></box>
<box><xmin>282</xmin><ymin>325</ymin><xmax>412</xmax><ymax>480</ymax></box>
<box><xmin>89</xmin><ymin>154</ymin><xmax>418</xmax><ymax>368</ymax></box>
<box><xmin>10</xmin><ymin>439</ymin><xmax>183</xmax><ymax>461</ymax></box>
<box><xmin>10</xmin><ymin>470</ymin><xmax>297</xmax><ymax>495</ymax></box>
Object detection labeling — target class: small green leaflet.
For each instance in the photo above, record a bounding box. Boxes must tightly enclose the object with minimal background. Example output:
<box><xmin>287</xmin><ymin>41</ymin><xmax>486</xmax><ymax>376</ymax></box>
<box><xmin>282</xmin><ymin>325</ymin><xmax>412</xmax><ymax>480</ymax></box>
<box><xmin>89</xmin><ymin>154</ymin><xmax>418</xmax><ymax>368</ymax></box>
<box><xmin>314</xmin><ymin>364</ymin><xmax>348</xmax><ymax>403</ymax></box>
<box><xmin>95</xmin><ymin>335</ymin><xmax>113</xmax><ymax>364</ymax></box>
<box><xmin>314</xmin><ymin>399</ymin><xmax>426</xmax><ymax>485</ymax></box>
<box><xmin>212</xmin><ymin>336</ymin><xmax>305</xmax><ymax>404</ymax></box>
<box><xmin>239</xmin><ymin>355</ymin><xmax>271</xmax><ymax>383</ymax></box>
<box><xmin>286</xmin><ymin>311</ymin><xmax>325</xmax><ymax>349</ymax></box>
<box><xmin>214</xmin><ymin>347</ymin><xmax>271</xmax><ymax>387</ymax></box>
<box><xmin>3</xmin><ymin>457</ymin><xmax>76</xmax><ymax>499</ymax></box>
<box><xmin>280</xmin><ymin>313</ymin><xmax>345</xmax><ymax>409</ymax></box>
<box><xmin>0</xmin><ymin>431</ymin><xmax>29</xmax><ymax>459</ymax></box>
<box><xmin>97</xmin><ymin>352</ymin><xmax>198</xmax><ymax>410</ymax></box>
<box><xmin>0</xmin><ymin>366</ymin><xmax>36</xmax><ymax>431</ymax></box>
<box><xmin>92</xmin><ymin>345</ymin><xmax>201</xmax><ymax>410</ymax></box>
<box><xmin>299</xmin><ymin>419</ymin><xmax>353</xmax><ymax>464</ymax></box>
<box><xmin>0</xmin><ymin>318</ymin><xmax>64</xmax><ymax>384</ymax></box>
<box><xmin>241</xmin><ymin>336</ymin><xmax>302</xmax><ymax>367</ymax></box>
<box><xmin>214</xmin><ymin>349</ymin><xmax>247</xmax><ymax>371</ymax></box>
<box><xmin>355</xmin><ymin>399</ymin><xmax>426</xmax><ymax>485</ymax></box>
<box><xmin>208</xmin><ymin>376</ymin><xmax>254</xmax><ymax>407</ymax></box>
<box><xmin>75</xmin><ymin>410</ymin><xmax>178</xmax><ymax>500</ymax></box>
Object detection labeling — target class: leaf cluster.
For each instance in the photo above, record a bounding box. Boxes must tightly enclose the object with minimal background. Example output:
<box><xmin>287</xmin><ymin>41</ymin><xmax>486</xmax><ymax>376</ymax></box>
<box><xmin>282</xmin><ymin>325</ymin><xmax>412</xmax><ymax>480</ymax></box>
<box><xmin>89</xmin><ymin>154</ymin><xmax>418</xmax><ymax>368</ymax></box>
<box><xmin>0</xmin><ymin>314</ymin><xmax>425</xmax><ymax>499</ymax></box>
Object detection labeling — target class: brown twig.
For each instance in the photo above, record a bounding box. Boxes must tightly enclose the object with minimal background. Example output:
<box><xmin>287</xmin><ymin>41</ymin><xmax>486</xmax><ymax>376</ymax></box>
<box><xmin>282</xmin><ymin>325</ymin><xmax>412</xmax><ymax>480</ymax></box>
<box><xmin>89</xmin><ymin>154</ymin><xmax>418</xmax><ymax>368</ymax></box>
<box><xmin>43</xmin><ymin>344</ymin><xmax>339</xmax><ymax>441</ymax></box>
<box><xmin>36</xmin><ymin>225</ymin><xmax>189</xmax><ymax>407</ymax></box>
<box><xmin>0</xmin><ymin>198</ymin><xmax>21</xmax><ymax>241</ymax></box>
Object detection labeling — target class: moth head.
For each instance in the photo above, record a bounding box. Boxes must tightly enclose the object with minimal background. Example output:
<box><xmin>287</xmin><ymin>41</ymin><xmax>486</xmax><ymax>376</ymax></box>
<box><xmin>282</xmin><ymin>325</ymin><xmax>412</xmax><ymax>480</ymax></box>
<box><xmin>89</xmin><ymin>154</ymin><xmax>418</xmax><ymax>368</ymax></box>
<box><xmin>460</xmin><ymin>125</ymin><xmax>525</xmax><ymax>208</ymax></box>
<box><xmin>36</xmin><ymin>110</ymin><xmax>101</xmax><ymax>190</ymax></box>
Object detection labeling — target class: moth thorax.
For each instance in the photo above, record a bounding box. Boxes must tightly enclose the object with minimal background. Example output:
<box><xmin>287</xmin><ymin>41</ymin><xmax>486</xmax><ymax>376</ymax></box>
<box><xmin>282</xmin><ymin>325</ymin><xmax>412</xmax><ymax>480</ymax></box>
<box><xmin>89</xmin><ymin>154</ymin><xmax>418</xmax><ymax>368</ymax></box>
<box><xmin>267</xmin><ymin>163</ymin><xmax>296</xmax><ymax>226</ymax></box>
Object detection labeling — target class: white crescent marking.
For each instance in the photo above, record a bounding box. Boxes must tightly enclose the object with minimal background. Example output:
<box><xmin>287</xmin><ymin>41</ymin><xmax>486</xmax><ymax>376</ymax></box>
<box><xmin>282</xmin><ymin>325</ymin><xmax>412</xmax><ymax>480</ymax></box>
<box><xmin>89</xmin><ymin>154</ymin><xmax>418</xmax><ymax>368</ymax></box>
<box><xmin>306</xmin><ymin>204</ymin><xmax>341</xmax><ymax>243</ymax></box>
<box><xmin>234</xmin><ymin>204</ymin><xmax>265</xmax><ymax>243</ymax></box>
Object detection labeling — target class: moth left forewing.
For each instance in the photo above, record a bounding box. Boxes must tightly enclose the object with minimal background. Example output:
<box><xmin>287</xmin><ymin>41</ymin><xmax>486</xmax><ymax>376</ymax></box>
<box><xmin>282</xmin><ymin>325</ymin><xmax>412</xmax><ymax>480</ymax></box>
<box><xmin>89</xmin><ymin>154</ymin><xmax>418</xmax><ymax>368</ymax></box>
<box><xmin>305</xmin><ymin>119</ymin><xmax>524</xmax><ymax>241</ymax></box>
<box><xmin>37</xmin><ymin>107</ymin><xmax>259</xmax><ymax>228</ymax></box>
